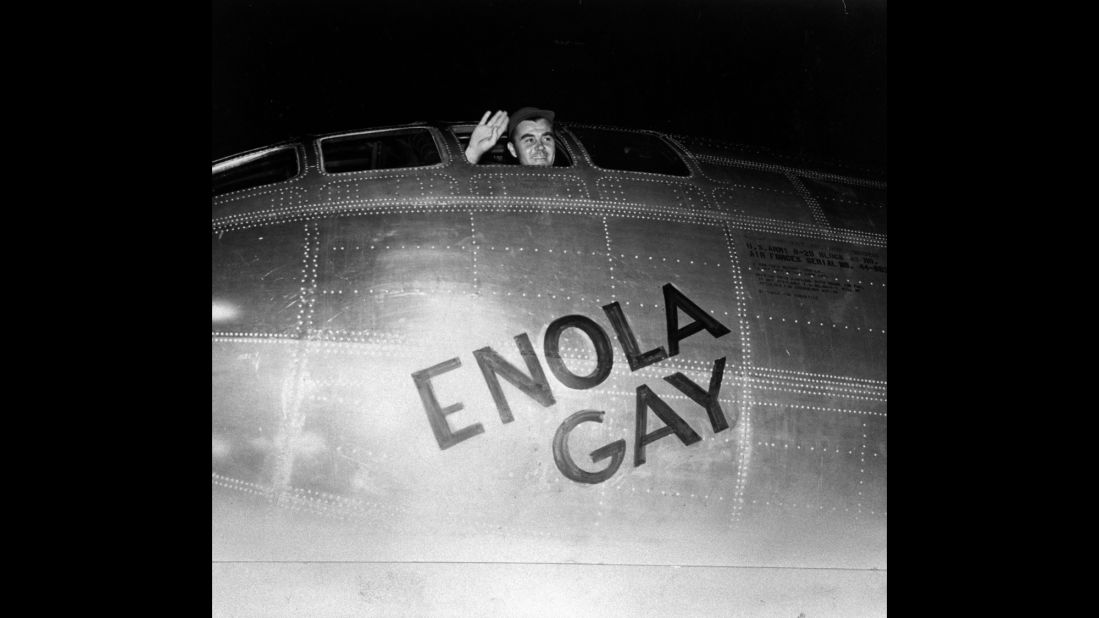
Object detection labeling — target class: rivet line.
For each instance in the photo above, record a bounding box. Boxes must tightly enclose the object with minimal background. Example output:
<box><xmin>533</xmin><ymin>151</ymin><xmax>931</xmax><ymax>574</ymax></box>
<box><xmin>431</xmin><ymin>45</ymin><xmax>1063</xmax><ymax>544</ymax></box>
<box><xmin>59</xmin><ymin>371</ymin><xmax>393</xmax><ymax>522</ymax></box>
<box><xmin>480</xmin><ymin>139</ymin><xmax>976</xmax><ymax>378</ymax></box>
<box><xmin>786</xmin><ymin>172</ymin><xmax>832</xmax><ymax>228</ymax></box>
<box><xmin>469</xmin><ymin>210</ymin><xmax>479</xmax><ymax>291</ymax></box>
<box><xmin>723</xmin><ymin>222</ymin><xmax>753</xmax><ymax>523</ymax></box>
<box><xmin>211</xmin><ymin>195</ymin><xmax>885</xmax><ymax>250</ymax></box>
<box><xmin>757</xmin><ymin>314</ymin><xmax>886</xmax><ymax>335</ymax></box>
<box><xmin>755</xmin><ymin>400</ymin><xmax>886</xmax><ymax>418</ymax></box>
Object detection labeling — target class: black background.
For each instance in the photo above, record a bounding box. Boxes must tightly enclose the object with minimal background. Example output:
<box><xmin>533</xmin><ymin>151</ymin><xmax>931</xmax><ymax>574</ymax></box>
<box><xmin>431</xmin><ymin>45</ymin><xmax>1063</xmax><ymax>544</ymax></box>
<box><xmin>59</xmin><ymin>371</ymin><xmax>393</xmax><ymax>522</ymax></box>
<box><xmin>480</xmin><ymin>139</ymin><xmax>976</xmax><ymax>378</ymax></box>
<box><xmin>212</xmin><ymin>0</ymin><xmax>886</xmax><ymax>173</ymax></box>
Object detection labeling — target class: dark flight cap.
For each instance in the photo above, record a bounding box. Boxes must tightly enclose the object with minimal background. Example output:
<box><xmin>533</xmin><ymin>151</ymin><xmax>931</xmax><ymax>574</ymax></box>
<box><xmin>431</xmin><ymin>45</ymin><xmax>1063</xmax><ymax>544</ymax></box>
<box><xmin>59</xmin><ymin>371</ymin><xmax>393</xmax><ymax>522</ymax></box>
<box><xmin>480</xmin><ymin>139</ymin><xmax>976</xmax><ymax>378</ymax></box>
<box><xmin>508</xmin><ymin>107</ymin><xmax>555</xmax><ymax>139</ymax></box>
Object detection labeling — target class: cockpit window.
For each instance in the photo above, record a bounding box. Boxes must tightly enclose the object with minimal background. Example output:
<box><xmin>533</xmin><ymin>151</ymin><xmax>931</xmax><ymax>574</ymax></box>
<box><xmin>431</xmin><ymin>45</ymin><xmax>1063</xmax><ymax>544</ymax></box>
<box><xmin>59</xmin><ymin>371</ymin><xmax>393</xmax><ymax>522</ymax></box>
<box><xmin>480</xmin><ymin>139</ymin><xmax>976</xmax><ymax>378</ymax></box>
<box><xmin>570</xmin><ymin>127</ymin><xmax>690</xmax><ymax>176</ymax></box>
<box><xmin>212</xmin><ymin>146</ymin><xmax>300</xmax><ymax>196</ymax></box>
<box><xmin>320</xmin><ymin>128</ymin><xmax>442</xmax><ymax>173</ymax></box>
<box><xmin>451</xmin><ymin>125</ymin><xmax>573</xmax><ymax>167</ymax></box>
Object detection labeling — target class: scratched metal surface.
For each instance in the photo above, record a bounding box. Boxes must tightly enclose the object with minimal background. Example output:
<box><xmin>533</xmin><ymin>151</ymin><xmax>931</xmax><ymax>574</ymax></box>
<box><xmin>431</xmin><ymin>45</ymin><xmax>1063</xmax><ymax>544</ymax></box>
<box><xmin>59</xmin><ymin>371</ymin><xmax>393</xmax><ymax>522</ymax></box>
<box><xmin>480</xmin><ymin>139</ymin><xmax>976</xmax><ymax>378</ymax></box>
<box><xmin>212</xmin><ymin>122</ymin><xmax>887</xmax><ymax>616</ymax></box>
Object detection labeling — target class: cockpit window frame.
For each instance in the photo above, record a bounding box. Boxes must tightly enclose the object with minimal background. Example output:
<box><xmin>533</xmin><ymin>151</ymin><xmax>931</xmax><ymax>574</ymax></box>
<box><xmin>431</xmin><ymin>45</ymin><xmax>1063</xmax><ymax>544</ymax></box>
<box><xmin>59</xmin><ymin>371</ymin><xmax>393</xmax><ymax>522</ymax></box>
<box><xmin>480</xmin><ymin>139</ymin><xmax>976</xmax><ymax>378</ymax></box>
<box><xmin>212</xmin><ymin>143</ymin><xmax>305</xmax><ymax>198</ymax></box>
<box><xmin>448</xmin><ymin>123</ymin><xmax>576</xmax><ymax>169</ymax></box>
<box><xmin>316</xmin><ymin>126</ymin><xmax>449</xmax><ymax>176</ymax></box>
<box><xmin>564</xmin><ymin>125</ymin><xmax>696</xmax><ymax>179</ymax></box>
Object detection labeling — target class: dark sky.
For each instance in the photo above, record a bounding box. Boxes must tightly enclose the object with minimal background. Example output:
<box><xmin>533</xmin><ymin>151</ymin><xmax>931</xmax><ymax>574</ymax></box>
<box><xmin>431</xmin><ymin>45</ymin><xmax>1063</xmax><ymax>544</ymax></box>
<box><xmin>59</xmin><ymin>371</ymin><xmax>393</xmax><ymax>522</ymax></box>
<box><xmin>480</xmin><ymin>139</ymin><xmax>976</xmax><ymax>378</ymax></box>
<box><xmin>212</xmin><ymin>0</ymin><xmax>886</xmax><ymax>173</ymax></box>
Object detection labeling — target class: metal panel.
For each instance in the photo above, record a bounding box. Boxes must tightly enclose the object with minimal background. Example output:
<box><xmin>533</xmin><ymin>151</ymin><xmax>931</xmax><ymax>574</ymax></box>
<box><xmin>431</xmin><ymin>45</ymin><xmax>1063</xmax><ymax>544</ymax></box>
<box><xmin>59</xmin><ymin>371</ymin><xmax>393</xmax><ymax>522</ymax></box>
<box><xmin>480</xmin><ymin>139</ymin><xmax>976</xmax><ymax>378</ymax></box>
<box><xmin>802</xmin><ymin>177</ymin><xmax>888</xmax><ymax>233</ymax></box>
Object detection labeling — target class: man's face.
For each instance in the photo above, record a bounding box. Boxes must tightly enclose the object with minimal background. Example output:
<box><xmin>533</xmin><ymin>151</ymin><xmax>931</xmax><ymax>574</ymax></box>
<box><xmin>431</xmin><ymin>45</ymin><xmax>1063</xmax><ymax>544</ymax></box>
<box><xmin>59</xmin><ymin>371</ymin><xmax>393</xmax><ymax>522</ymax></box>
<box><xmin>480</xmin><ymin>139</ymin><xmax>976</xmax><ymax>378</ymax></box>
<box><xmin>507</xmin><ymin>118</ymin><xmax>556</xmax><ymax>166</ymax></box>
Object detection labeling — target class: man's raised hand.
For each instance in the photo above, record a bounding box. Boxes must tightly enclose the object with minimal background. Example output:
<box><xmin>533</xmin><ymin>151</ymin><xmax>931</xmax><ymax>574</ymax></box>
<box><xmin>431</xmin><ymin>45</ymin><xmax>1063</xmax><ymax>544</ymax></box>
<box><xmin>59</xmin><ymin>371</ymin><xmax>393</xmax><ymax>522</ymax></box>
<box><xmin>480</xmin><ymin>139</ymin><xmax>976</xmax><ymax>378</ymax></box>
<box><xmin>465</xmin><ymin>110</ymin><xmax>509</xmax><ymax>164</ymax></box>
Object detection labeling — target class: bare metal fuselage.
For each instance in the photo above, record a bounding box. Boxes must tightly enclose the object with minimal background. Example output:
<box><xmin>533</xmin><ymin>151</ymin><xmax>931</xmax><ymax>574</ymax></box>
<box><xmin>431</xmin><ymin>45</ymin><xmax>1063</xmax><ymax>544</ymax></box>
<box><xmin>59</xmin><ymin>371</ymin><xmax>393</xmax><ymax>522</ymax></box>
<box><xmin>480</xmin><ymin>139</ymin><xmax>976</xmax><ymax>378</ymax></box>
<box><xmin>212</xmin><ymin>122</ymin><xmax>886</xmax><ymax>615</ymax></box>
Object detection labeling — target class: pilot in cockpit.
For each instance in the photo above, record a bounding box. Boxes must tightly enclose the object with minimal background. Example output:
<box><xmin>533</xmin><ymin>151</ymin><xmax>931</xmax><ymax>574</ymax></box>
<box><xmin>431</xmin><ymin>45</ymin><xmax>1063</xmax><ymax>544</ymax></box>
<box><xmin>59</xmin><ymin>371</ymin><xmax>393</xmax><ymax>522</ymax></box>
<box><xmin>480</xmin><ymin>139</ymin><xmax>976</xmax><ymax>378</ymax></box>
<box><xmin>464</xmin><ymin>107</ymin><xmax>556</xmax><ymax>166</ymax></box>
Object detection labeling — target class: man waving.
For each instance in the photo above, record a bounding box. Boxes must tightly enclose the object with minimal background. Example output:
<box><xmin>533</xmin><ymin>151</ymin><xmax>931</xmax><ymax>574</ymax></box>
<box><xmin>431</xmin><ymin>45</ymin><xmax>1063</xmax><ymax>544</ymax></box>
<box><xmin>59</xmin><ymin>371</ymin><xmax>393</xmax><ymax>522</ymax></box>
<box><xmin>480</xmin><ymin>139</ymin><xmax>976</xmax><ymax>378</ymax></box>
<box><xmin>465</xmin><ymin>107</ymin><xmax>556</xmax><ymax>167</ymax></box>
